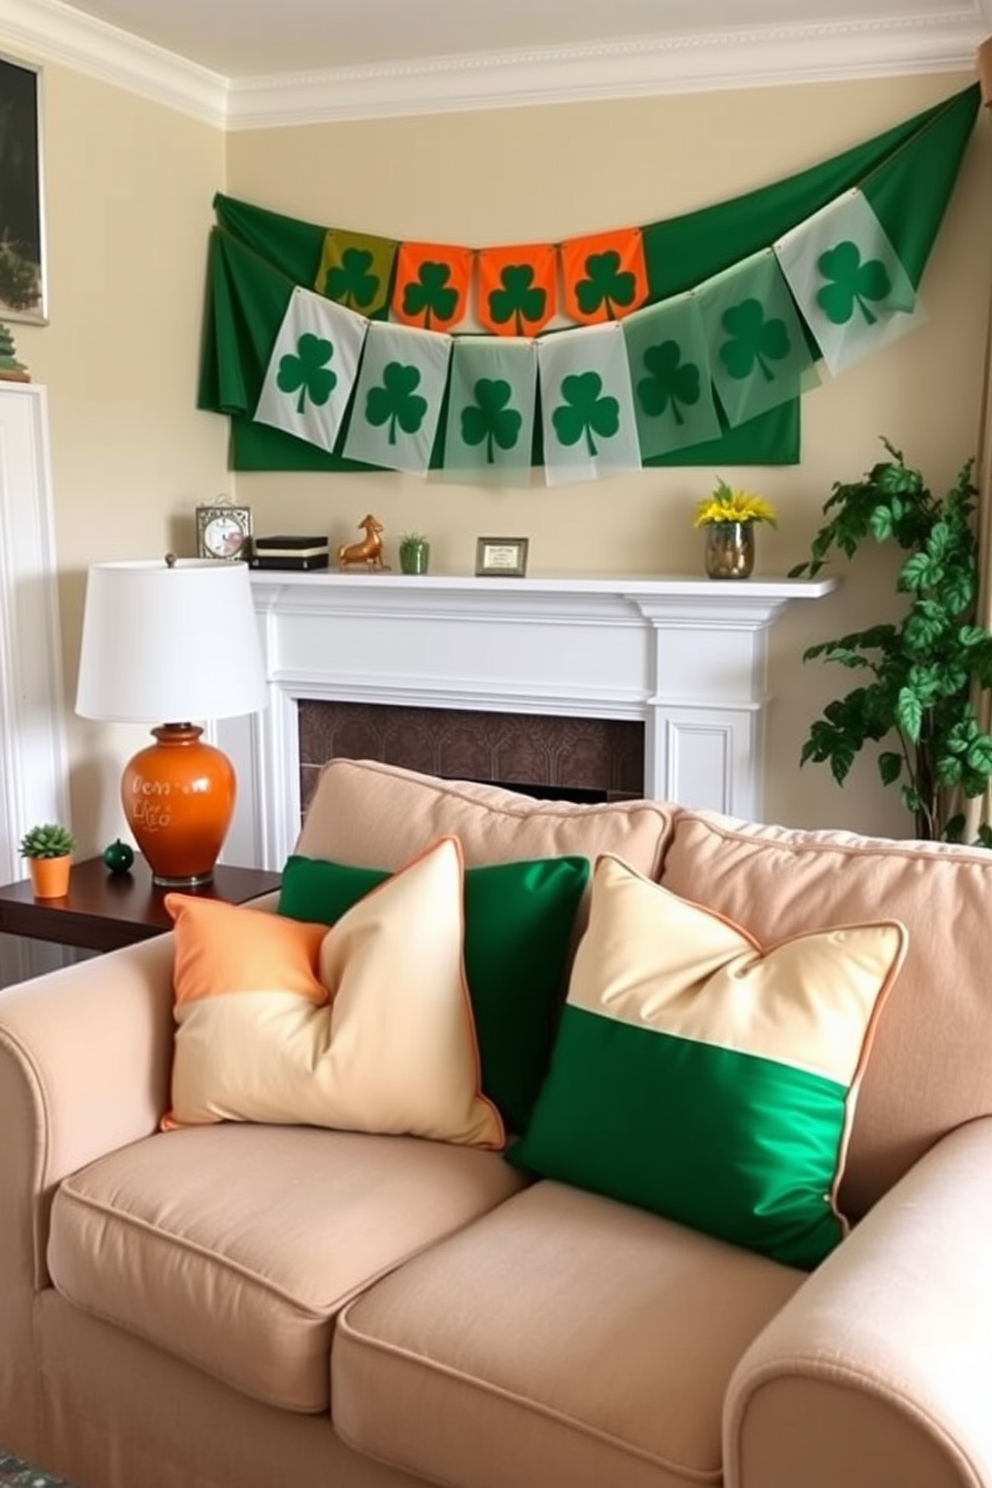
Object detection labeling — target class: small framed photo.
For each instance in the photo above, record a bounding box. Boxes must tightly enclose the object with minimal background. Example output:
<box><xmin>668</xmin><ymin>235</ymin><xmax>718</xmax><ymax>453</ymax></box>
<box><xmin>0</xmin><ymin>55</ymin><xmax>47</xmax><ymax>325</ymax></box>
<box><xmin>475</xmin><ymin>536</ymin><xmax>529</xmax><ymax>578</ymax></box>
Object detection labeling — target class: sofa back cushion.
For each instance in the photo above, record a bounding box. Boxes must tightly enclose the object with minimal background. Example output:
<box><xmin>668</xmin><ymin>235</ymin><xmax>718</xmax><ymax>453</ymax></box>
<box><xmin>296</xmin><ymin>759</ymin><xmax>675</xmax><ymax>879</ymax></box>
<box><xmin>661</xmin><ymin>810</ymin><xmax>992</xmax><ymax>1217</ymax></box>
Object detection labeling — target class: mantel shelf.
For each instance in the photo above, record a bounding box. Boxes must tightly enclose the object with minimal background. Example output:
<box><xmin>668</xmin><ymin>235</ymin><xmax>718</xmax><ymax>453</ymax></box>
<box><xmin>249</xmin><ymin>570</ymin><xmax>836</xmax><ymax>601</ymax></box>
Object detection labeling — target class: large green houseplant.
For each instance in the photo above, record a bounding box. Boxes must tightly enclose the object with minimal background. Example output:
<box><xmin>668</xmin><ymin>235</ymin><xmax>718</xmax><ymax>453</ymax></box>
<box><xmin>789</xmin><ymin>439</ymin><xmax>992</xmax><ymax>844</ymax></box>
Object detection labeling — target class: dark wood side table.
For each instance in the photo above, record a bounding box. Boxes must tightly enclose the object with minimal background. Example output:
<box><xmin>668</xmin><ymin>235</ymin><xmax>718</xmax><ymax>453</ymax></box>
<box><xmin>0</xmin><ymin>855</ymin><xmax>283</xmax><ymax>953</ymax></box>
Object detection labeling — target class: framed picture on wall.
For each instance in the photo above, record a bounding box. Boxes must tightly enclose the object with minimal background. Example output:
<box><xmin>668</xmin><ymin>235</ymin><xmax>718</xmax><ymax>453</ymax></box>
<box><xmin>0</xmin><ymin>54</ymin><xmax>47</xmax><ymax>325</ymax></box>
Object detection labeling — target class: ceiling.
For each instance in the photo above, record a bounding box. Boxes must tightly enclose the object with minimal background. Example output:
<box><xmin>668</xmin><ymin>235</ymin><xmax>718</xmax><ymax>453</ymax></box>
<box><xmin>33</xmin><ymin>0</ymin><xmax>992</xmax><ymax>77</ymax></box>
<box><xmin>6</xmin><ymin>0</ymin><xmax>992</xmax><ymax>126</ymax></box>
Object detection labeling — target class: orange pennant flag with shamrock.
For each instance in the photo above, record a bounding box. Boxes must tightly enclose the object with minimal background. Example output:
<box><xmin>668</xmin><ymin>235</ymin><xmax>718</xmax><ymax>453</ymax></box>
<box><xmin>560</xmin><ymin>227</ymin><xmax>648</xmax><ymax>326</ymax></box>
<box><xmin>476</xmin><ymin>243</ymin><xmax>557</xmax><ymax>338</ymax></box>
<box><xmin>391</xmin><ymin>241</ymin><xmax>473</xmax><ymax>332</ymax></box>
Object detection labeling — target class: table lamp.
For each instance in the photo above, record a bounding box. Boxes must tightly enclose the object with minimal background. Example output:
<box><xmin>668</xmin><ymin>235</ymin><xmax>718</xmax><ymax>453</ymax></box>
<box><xmin>76</xmin><ymin>556</ymin><xmax>268</xmax><ymax>888</ymax></box>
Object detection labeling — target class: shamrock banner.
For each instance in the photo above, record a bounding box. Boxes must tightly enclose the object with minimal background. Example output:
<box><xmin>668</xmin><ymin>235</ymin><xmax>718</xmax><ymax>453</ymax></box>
<box><xmin>774</xmin><ymin>188</ymin><xmax>919</xmax><ymax>376</ymax></box>
<box><xmin>255</xmin><ymin>286</ymin><xmax>368</xmax><ymax>452</ymax></box>
<box><xmin>342</xmin><ymin>320</ymin><xmax>452</xmax><ymax>474</ymax></box>
<box><xmin>315</xmin><ymin>228</ymin><xmax>397</xmax><ymax>317</ymax></box>
<box><xmin>476</xmin><ymin>243</ymin><xmax>557</xmax><ymax>337</ymax></box>
<box><xmin>560</xmin><ymin>227</ymin><xmax>649</xmax><ymax>326</ymax></box>
<box><xmin>698</xmin><ymin>248</ymin><xmax>817</xmax><ymax>430</ymax></box>
<box><xmin>391</xmin><ymin>241</ymin><xmax>473</xmax><ymax>332</ymax></box>
<box><xmin>623</xmin><ymin>292</ymin><xmax>723</xmax><ymax>459</ymax></box>
<box><xmin>443</xmin><ymin>337</ymin><xmax>538</xmax><ymax>482</ymax></box>
<box><xmin>198</xmin><ymin>82</ymin><xmax>979</xmax><ymax>474</ymax></box>
<box><xmin>538</xmin><ymin>322</ymin><xmax>640</xmax><ymax>485</ymax></box>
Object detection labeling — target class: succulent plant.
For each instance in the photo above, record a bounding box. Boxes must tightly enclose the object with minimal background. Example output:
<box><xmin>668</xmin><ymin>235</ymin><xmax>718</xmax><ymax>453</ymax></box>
<box><xmin>19</xmin><ymin>822</ymin><xmax>76</xmax><ymax>859</ymax></box>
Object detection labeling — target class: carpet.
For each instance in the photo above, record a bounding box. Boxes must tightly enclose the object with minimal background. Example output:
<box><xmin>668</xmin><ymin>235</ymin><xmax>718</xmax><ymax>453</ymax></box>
<box><xmin>0</xmin><ymin>1453</ymin><xmax>69</xmax><ymax>1487</ymax></box>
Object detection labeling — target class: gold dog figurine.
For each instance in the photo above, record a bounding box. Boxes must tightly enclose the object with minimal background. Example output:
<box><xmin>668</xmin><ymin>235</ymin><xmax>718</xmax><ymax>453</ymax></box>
<box><xmin>337</xmin><ymin>514</ymin><xmax>390</xmax><ymax>571</ymax></box>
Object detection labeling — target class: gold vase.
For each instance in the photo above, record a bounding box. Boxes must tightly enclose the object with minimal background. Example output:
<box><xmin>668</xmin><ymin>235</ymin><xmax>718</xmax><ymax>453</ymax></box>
<box><xmin>704</xmin><ymin>521</ymin><xmax>755</xmax><ymax>580</ymax></box>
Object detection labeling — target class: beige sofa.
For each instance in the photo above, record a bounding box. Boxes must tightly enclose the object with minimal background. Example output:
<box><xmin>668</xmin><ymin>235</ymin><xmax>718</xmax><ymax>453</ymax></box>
<box><xmin>2</xmin><ymin>757</ymin><xmax>992</xmax><ymax>1488</ymax></box>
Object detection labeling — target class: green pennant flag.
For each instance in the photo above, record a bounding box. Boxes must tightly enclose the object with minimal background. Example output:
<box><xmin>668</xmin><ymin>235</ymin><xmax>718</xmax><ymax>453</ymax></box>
<box><xmin>342</xmin><ymin>321</ymin><xmax>452</xmax><ymax>474</ymax></box>
<box><xmin>623</xmin><ymin>292</ymin><xmax>722</xmax><ymax>459</ymax></box>
<box><xmin>538</xmin><ymin>322</ymin><xmax>641</xmax><ymax>486</ymax></box>
<box><xmin>774</xmin><ymin>188</ymin><xmax>919</xmax><ymax>376</ymax></box>
<box><xmin>254</xmin><ymin>286</ymin><xmax>368</xmax><ymax>453</ymax></box>
<box><xmin>316</xmin><ymin>228</ymin><xmax>398</xmax><ymax>318</ymax></box>
<box><xmin>443</xmin><ymin>337</ymin><xmax>538</xmax><ymax>484</ymax></box>
<box><xmin>699</xmin><ymin>248</ymin><xmax>817</xmax><ymax>429</ymax></box>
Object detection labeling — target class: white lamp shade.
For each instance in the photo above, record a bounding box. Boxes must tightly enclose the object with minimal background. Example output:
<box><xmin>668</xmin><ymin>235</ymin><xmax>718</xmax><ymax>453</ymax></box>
<box><xmin>76</xmin><ymin>559</ymin><xmax>268</xmax><ymax>724</ymax></box>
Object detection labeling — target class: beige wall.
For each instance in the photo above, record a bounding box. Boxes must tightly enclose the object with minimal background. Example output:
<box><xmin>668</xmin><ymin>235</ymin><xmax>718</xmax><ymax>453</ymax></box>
<box><xmin>10</xmin><ymin>58</ymin><xmax>229</xmax><ymax>851</ymax></box>
<box><xmin>12</xmin><ymin>53</ymin><xmax>992</xmax><ymax>853</ymax></box>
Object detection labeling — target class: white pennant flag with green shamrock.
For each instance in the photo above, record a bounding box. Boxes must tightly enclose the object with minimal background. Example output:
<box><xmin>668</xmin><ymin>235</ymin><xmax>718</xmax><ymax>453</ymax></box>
<box><xmin>537</xmin><ymin>322</ymin><xmax>641</xmax><ymax>486</ymax></box>
<box><xmin>343</xmin><ymin>320</ymin><xmax>452</xmax><ymax>474</ymax></box>
<box><xmin>622</xmin><ymin>290</ymin><xmax>722</xmax><ymax>460</ymax></box>
<box><xmin>254</xmin><ymin>285</ymin><xmax>368</xmax><ymax>453</ymax></box>
<box><xmin>443</xmin><ymin>337</ymin><xmax>538</xmax><ymax>485</ymax></box>
<box><xmin>773</xmin><ymin>188</ymin><xmax>920</xmax><ymax>376</ymax></box>
<box><xmin>697</xmin><ymin>248</ymin><xmax>817</xmax><ymax>430</ymax></box>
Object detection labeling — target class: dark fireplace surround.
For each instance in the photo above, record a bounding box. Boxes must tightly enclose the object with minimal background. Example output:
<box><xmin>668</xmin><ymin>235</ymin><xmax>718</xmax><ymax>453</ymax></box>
<box><xmin>298</xmin><ymin>700</ymin><xmax>645</xmax><ymax>815</ymax></box>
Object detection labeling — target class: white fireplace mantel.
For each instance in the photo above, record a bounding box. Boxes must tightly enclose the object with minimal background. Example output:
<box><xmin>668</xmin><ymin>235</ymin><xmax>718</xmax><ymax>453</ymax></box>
<box><xmin>219</xmin><ymin>570</ymin><xmax>837</xmax><ymax>871</ymax></box>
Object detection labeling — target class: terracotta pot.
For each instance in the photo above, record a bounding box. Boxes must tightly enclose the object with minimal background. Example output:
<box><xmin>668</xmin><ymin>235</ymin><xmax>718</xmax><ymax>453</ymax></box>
<box><xmin>28</xmin><ymin>854</ymin><xmax>72</xmax><ymax>899</ymax></box>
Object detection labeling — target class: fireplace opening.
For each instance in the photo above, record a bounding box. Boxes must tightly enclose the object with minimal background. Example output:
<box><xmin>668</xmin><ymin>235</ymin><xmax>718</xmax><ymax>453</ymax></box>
<box><xmin>299</xmin><ymin>701</ymin><xmax>645</xmax><ymax>817</ymax></box>
<box><xmin>471</xmin><ymin>781</ymin><xmax>609</xmax><ymax>804</ymax></box>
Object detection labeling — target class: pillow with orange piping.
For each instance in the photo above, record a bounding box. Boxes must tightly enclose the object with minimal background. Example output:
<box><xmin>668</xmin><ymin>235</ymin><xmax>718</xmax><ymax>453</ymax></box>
<box><xmin>510</xmin><ymin>853</ymin><xmax>907</xmax><ymax>1268</ymax></box>
<box><xmin>162</xmin><ymin>836</ymin><xmax>503</xmax><ymax>1150</ymax></box>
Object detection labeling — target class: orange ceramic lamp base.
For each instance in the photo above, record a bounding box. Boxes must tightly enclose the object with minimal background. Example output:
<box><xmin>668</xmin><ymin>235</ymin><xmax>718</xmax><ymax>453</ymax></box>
<box><xmin>121</xmin><ymin>724</ymin><xmax>236</xmax><ymax>887</ymax></box>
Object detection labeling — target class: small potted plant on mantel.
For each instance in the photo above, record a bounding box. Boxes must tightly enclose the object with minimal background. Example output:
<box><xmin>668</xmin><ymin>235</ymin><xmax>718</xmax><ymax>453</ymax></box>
<box><xmin>19</xmin><ymin>822</ymin><xmax>76</xmax><ymax>899</ymax></box>
<box><xmin>398</xmin><ymin>531</ymin><xmax>431</xmax><ymax>575</ymax></box>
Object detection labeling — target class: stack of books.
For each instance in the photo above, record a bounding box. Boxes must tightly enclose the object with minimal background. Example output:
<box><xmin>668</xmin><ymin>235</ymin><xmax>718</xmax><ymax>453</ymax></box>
<box><xmin>251</xmin><ymin>535</ymin><xmax>330</xmax><ymax>572</ymax></box>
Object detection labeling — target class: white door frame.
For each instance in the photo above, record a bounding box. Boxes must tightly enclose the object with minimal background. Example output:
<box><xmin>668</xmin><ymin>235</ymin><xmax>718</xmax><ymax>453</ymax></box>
<box><xmin>0</xmin><ymin>383</ymin><xmax>71</xmax><ymax>985</ymax></box>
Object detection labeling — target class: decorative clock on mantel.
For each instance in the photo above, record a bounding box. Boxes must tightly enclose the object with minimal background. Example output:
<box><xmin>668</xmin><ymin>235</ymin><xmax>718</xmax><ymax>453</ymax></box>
<box><xmin>195</xmin><ymin>498</ymin><xmax>253</xmax><ymax>561</ymax></box>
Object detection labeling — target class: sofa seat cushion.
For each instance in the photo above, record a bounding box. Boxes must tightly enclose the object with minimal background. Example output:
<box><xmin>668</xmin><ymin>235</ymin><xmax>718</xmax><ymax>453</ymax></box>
<box><xmin>47</xmin><ymin>1123</ymin><xmax>527</xmax><ymax>1413</ymax></box>
<box><xmin>333</xmin><ymin>1179</ymin><xmax>803</xmax><ymax>1488</ymax></box>
<box><xmin>660</xmin><ymin>809</ymin><xmax>992</xmax><ymax>1218</ymax></box>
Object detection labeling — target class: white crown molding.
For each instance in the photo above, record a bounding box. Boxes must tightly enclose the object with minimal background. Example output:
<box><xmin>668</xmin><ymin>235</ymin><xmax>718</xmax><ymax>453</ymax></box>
<box><xmin>227</xmin><ymin>15</ymin><xmax>986</xmax><ymax>129</ymax></box>
<box><xmin>0</xmin><ymin>0</ymin><xmax>228</xmax><ymax>128</ymax></box>
<box><xmin>0</xmin><ymin>0</ymin><xmax>984</xmax><ymax>131</ymax></box>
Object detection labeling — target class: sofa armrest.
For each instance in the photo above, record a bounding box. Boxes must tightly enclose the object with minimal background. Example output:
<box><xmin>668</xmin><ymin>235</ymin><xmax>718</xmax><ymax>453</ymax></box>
<box><xmin>0</xmin><ymin>936</ymin><xmax>176</xmax><ymax>1288</ymax></box>
<box><xmin>724</xmin><ymin>1118</ymin><xmax>992</xmax><ymax>1488</ymax></box>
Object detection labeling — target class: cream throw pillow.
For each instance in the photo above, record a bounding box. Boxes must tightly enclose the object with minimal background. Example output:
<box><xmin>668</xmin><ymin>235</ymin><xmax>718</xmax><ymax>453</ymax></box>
<box><xmin>164</xmin><ymin>837</ymin><xmax>503</xmax><ymax>1149</ymax></box>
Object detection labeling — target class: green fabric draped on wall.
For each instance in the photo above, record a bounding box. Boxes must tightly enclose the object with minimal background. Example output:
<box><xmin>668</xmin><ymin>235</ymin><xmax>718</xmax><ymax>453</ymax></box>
<box><xmin>197</xmin><ymin>82</ymin><xmax>979</xmax><ymax>475</ymax></box>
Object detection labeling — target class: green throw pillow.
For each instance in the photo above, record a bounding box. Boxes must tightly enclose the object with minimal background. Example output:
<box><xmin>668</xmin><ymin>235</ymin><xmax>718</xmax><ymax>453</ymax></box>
<box><xmin>510</xmin><ymin>854</ymin><xmax>907</xmax><ymax>1269</ymax></box>
<box><xmin>279</xmin><ymin>850</ymin><xmax>590</xmax><ymax>1134</ymax></box>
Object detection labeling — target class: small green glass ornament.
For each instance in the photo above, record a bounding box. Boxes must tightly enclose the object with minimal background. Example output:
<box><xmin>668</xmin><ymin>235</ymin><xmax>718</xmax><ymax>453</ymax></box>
<box><xmin>103</xmin><ymin>838</ymin><xmax>135</xmax><ymax>875</ymax></box>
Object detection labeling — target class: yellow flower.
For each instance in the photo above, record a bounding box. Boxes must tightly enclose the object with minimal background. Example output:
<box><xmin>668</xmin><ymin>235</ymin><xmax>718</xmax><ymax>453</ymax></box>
<box><xmin>693</xmin><ymin>478</ymin><xmax>778</xmax><ymax>529</ymax></box>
